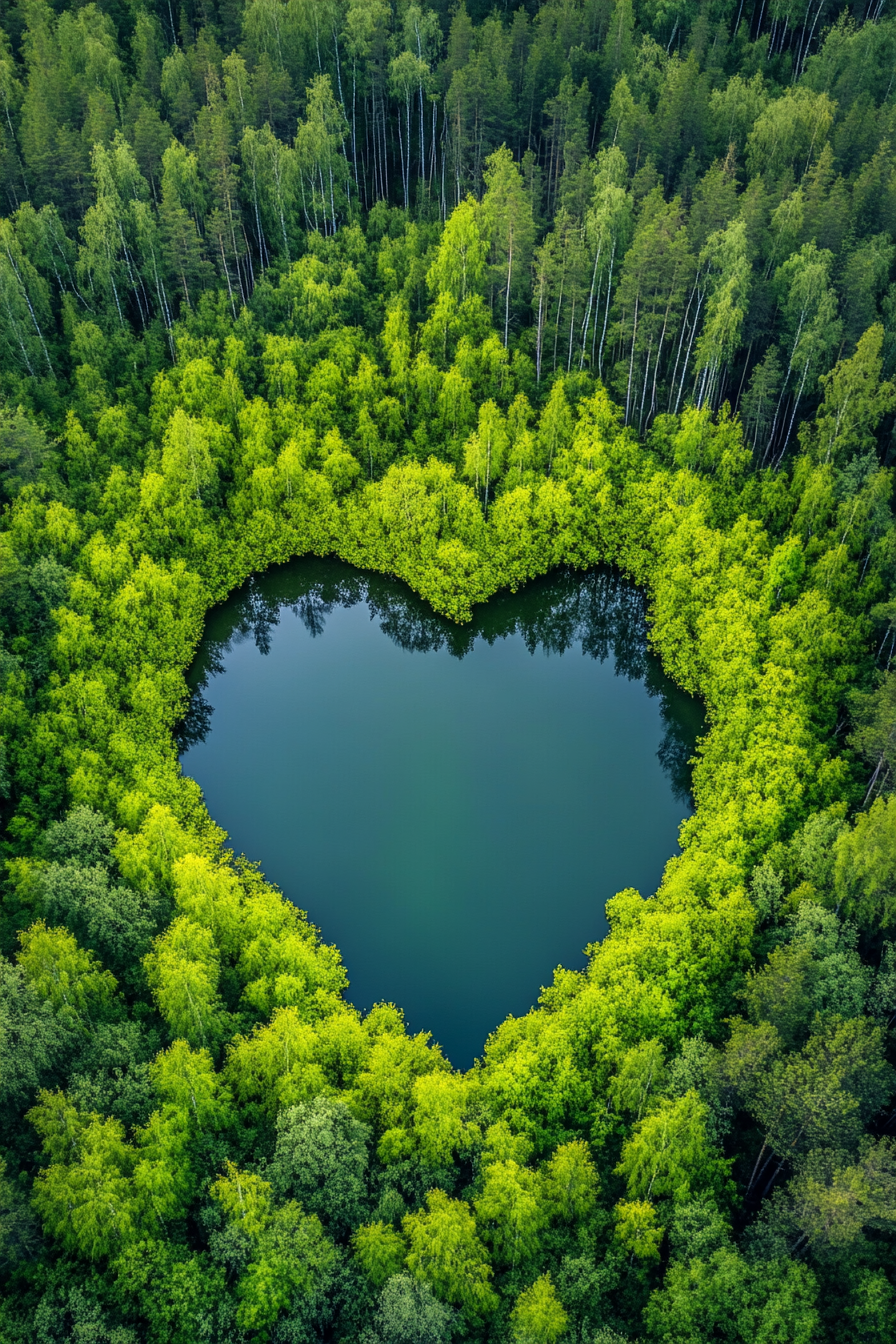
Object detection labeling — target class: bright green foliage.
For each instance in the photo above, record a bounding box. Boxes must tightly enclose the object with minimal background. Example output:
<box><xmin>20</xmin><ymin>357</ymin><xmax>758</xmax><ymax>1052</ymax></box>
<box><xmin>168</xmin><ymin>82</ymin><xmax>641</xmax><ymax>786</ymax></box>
<box><xmin>143</xmin><ymin>917</ymin><xmax>224</xmax><ymax>1048</ymax></box>
<box><xmin>17</xmin><ymin>922</ymin><xmax>117</xmax><ymax>1022</ymax></box>
<box><xmin>463</xmin><ymin>399</ymin><xmax>508</xmax><ymax>512</ymax></box>
<box><xmin>171</xmin><ymin>855</ymin><xmax>243</xmax><ymax>958</ymax></box>
<box><xmin>224</xmin><ymin>1007</ymin><xmax>328</xmax><ymax>1114</ymax></box>
<box><xmin>427</xmin><ymin>198</ymin><xmax>487</xmax><ymax>304</ymax></box>
<box><xmin>210</xmin><ymin>1161</ymin><xmax>273</xmax><ymax>1238</ymax></box>
<box><xmin>28</xmin><ymin>1092</ymin><xmax>143</xmax><ymax>1260</ymax></box>
<box><xmin>610</xmin><ymin>1039</ymin><xmax>666</xmax><ymax>1120</ymax></box>
<box><xmin>404</xmin><ymin>1190</ymin><xmax>497</xmax><ymax>1320</ymax></box>
<box><xmin>354</xmin><ymin>1221</ymin><xmax>408</xmax><ymax>1288</ymax></box>
<box><xmin>236</xmin><ymin>882</ymin><xmax>348</xmax><ymax>1017</ymax></box>
<box><xmin>234</xmin><ymin>1200</ymin><xmax>335</xmax><ymax>1332</ymax></box>
<box><xmin>614</xmin><ymin>1199</ymin><xmax>665</xmax><ymax>1261</ymax></box>
<box><xmin>114</xmin><ymin>806</ymin><xmax>193</xmax><ymax>891</ymax></box>
<box><xmin>834</xmin><ymin>796</ymin><xmax>896</xmax><ymax>928</ymax></box>
<box><xmin>411</xmin><ymin>1071</ymin><xmax>477</xmax><ymax>1165</ymax></box>
<box><xmin>149</xmin><ymin>1040</ymin><xmax>231</xmax><ymax>1131</ymax></box>
<box><xmin>510</xmin><ymin>1274</ymin><xmax>568</xmax><ymax>1344</ymax></box>
<box><xmin>475</xmin><ymin>1159</ymin><xmax>547</xmax><ymax>1265</ymax></box>
<box><xmin>616</xmin><ymin>1092</ymin><xmax>733</xmax><ymax>1205</ymax></box>
<box><xmin>542</xmin><ymin>1140</ymin><xmax>599</xmax><ymax>1221</ymax></box>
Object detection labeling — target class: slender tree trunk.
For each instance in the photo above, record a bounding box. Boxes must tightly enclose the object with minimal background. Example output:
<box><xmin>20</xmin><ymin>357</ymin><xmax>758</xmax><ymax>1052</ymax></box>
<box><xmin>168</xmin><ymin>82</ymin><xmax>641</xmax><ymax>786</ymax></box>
<box><xmin>406</xmin><ymin>94</ymin><xmax>412</xmax><ymax>208</ymax></box>
<box><xmin>598</xmin><ymin>244</ymin><xmax>616</xmax><ymax>378</ymax></box>
<box><xmin>625</xmin><ymin>292</ymin><xmax>640</xmax><ymax>425</ymax></box>
<box><xmin>580</xmin><ymin>243</ymin><xmax>602</xmax><ymax>369</ymax></box>
<box><xmin>552</xmin><ymin>275</ymin><xmax>565</xmax><ymax>374</ymax></box>
<box><xmin>4</xmin><ymin>243</ymin><xmax>54</xmax><ymax>371</ymax></box>
<box><xmin>504</xmin><ymin>223</ymin><xmax>513</xmax><ymax>349</ymax></box>
<box><xmin>351</xmin><ymin>64</ymin><xmax>360</xmax><ymax>193</ymax></box>
<box><xmin>536</xmin><ymin>270</ymin><xmax>546</xmax><ymax>383</ymax></box>
<box><xmin>674</xmin><ymin>290</ymin><xmax>705</xmax><ymax>413</ymax></box>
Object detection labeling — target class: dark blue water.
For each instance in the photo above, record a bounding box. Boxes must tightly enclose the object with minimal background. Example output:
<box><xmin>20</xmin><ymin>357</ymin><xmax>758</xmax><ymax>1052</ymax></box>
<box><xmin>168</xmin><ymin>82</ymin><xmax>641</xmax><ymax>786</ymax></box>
<box><xmin>180</xmin><ymin>560</ymin><xmax>702</xmax><ymax>1068</ymax></box>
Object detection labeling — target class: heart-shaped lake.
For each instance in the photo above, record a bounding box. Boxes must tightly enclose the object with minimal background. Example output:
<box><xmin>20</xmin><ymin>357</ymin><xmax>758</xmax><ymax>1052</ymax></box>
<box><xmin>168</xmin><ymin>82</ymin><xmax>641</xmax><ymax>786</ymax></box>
<box><xmin>180</xmin><ymin>560</ymin><xmax>702</xmax><ymax>1068</ymax></box>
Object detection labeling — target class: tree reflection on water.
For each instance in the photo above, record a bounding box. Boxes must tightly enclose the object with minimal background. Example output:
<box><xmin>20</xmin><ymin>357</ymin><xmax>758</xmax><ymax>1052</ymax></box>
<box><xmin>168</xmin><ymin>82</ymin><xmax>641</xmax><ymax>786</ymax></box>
<box><xmin>178</xmin><ymin>559</ymin><xmax>704</xmax><ymax>804</ymax></box>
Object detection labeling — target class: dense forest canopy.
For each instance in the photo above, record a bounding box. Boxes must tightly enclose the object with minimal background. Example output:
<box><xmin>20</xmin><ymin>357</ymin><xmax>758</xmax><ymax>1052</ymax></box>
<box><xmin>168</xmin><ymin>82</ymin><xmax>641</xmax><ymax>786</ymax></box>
<box><xmin>3</xmin><ymin>0</ymin><xmax>896</xmax><ymax>1337</ymax></box>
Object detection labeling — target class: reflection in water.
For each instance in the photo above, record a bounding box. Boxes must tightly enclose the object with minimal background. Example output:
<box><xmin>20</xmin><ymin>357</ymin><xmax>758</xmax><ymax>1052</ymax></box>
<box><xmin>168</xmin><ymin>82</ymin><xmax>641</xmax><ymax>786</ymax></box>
<box><xmin>180</xmin><ymin>562</ymin><xmax>702</xmax><ymax>805</ymax></box>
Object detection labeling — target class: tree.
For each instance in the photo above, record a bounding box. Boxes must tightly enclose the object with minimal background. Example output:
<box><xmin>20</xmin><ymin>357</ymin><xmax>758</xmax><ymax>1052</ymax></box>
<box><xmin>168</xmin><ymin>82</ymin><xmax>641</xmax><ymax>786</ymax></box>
<box><xmin>610</xmin><ymin>1039</ymin><xmax>666</xmax><ymax>1120</ymax></box>
<box><xmin>799</xmin><ymin>324</ymin><xmax>895</xmax><ymax>467</ymax></box>
<box><xmin>210</xmin><ymin>1161</ymin><xmax>274</xmax><ymax>1237</ymax></box>
<box><xmin>768</xmin><ymin>243</ymin><xmax>841</xmax><ymax>463</ymax></box>
<box><xmin>734</xmin><ymin>1016</ymin><xmax>895</xmax><ymax>1201</ymax></box>
<box><xmin>28</xmin><ymin>1091</ymin><xmax>143</xmax><ymax>1261</ymax></box>
<box><xmin>295</xmin><ymin>74</ymin><xmax>351</xmax><ymax>235</ymax></box>
<box><xmin>613</xmin><ymin>188</ymin><xmax>693</xmax><ymax>428</ymax></box>
<box><xmin>615</xmin><ymin>1092</ymin><xmax>732</xmax><ymax>1204</ymax></box>
<box><xmin>645</xmin><ymin>1248</ymin><xmax>820</xmax><ymax>1343</ymax></box>
<box><xmin>475</xmin><ymin>1160</ymin><xmax>547</xmax><ymax>1267</ymax></box>
<box><xmin>511</xmin><ymin>1274</ymin><xmax>568</xmax><ymax>1344</ymax></box>
<box><xmin>581</xmin><ymin>146</ymin><xmax>633</xmax><ymax>376</ymax></box>
<box><xmin>363</xmin><ymin>1272</ymin><xmax>455</xmax><ymax>1344</ymax></box>
<box><xmin>112</xmin><ymin>1240</ymin><xmax>229</xmax><ymax>1344</ymax></box>
<box><xmin>194</xmin><ymin>74</ymin><xmax>248</xmax><ymax>314</ymax></box>
<box><xmin>342</xmin><ymin>0</ymin><xmax>392</xmax><ymax>201</ymax></box>
<box><xmin>16</xmin><ymin>921</ymin><xmax>117</xmax><ymax>1024</ymax></box>
<box><xmin>270</xmin><ymin>1096</ymin><xmax>370</xmax><ymax>1236</ymax></box>
<box><xmin>542</xmin><ymin>1140</ymin><xmax>599</xmax><ymax>1222</ymax></box>
<box><xmin>482</xmin><ymin>146</ymin><xmax>535</xmax><ymax>348</ymax></box>
<box><xmin>0</xmin><ymin>216</ymin><xmax>55</xmax><ymax>380</ymax></box>
<box><xmin>614</xmin><ymin>1199</ymin><xmax>664</xmax><ymax>1260</ymax></box>
<box><xmin>0</xmin><ymin>404</ymin><xmax>50</xmax><ymax>498</ymax></box>
<box><xmin>240</xmin><ymin>125</ymin><xmax>298</xmax><ymax>268</ymax></box>
<box><xmin>411</xmin><ymin>1072</ymin><xmax>477</xmax><ymax>1166</ymax></box>
<box><xmin>44</xmin><ymin>806</ymin><xmax>115</xmax><ymax>866</ymax></box>
<box><xmin>158</xmin><ymin>140</ymin><xmax>212</xmax><ymax>311</ymax></box>
<box><xmin>443</xmin><ymin>19</ymin><xmax>513</xmax><ymax>203</ymax></box>
<box><xmin>36</xmin><ymin>862</ymin><xmax>158</xmax><ymax>983</ymax></box>
<box><xmin>427</xmin><ymin>197</ymin><xmax>487</xmax><ymax>304</ymax></box>
<box><xmin>834</xmin><ymin>797</ymin><xmax>896</xmax><ymax>927</ymax></box>
<box><xmin>171</xmin><ymin>853</ymin><xmax>243</xmax><ymax>958</ymax></box>
<box><xmin>752</xmin><ymin>1139</ymin><xmax>896</xmax><ymax>1261</ymax></box>
<box><xmin>745</xmin><ymin>88</ymin><xmax>835</xmax><ymax>183</ymax></box>
<box><xmin>150</xmin><ymin>1040</ymin><xmax>231</xmax><ymax>1132</ymax></box>
<box><xmin>160</xmin><ymin>408</ymin><xmax>216</xmax><ymax>505</ymax></box>
<box><xmin>691</xmin><ymin>219</ymin><xmax>750</xmax><ymax>411</ymax></box>
<box><xmin>463</xmin><ymin>399</ymin><xmax>508</xmax><ymax>514</ymax></box>
<box><xmin>211</xmin><ymin>1165</ymin><xmax>335</xmax><ymax>1333</ymax></box>
<box><xmin>0</xmin><ymin>960</ymin><xmax>72</xmax><ymax>1118</ymax></box>
<box><xmin>143</xmin><ymin>917</ymin><xmax>225</xmax><ymax>1049</ymax></box>
<box><xmin>389</xmin><ymin>51</ymin><xmax>430</xmax><ymax>211</ymax></box>
<box><xmin>537</xmin><ymin>376</ymin><xmax>573</xmax><ymax>472</ymax></box>
<box><xmin>404</xmin><ymin>1190</ymin><xmax>497</xmax><ymax>1321</ymax></box>
<box><xmin>354</xmin><ymin>1222</ymin><xmax>408</xmax><ymax>1289</ymax></box>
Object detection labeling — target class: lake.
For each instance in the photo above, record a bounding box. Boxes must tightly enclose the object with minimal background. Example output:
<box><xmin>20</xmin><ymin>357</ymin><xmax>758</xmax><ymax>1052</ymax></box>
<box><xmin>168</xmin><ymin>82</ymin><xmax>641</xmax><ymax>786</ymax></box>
<box><xmin>180</xmin><ymin>559</ymin><xmax>702</xmax><ymax>1069</ymax></box>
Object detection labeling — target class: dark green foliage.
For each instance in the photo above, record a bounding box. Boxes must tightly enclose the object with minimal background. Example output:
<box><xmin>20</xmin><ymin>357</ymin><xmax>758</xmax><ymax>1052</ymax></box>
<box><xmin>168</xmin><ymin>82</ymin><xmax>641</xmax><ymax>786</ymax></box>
<box><xmin>0</xmin><ymin>960</ymin><xmax>73</xmax><ymax>1117</ymax></box>
<box><xmin>270</xmin><ymin>1098</ymin><xmax>372</xmax><ymax>1238</ymax></box>
<box><xmin>360</xmin><ymin>1273</ymin><xmax>455</xmax><ymax>1344</ymax></box>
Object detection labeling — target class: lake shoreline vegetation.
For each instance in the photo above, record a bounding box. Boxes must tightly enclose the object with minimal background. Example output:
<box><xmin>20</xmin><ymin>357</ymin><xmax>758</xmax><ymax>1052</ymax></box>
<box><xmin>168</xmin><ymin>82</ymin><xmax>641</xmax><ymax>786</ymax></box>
<box><xmin>2</xmin><ymin>0</ymin><xmax>896</xmax><ymax>1337</ymax></box>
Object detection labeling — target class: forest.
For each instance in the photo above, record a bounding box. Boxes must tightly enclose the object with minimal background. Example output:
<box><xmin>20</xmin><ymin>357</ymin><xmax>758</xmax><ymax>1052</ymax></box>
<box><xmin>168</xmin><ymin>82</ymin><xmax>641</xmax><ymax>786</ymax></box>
<box><xmin>2</xmin><ymin>0</ymin><xmax>896</xmax><ymax>1335</ymax></box>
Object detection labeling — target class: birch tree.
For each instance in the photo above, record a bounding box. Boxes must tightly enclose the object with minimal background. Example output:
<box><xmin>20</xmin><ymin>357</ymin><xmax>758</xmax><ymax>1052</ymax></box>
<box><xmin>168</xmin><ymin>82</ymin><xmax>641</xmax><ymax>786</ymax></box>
<box><xmin>481</xmin><ymin>146</ymin><xmax>535</xmax><ymax>348</ymax></box>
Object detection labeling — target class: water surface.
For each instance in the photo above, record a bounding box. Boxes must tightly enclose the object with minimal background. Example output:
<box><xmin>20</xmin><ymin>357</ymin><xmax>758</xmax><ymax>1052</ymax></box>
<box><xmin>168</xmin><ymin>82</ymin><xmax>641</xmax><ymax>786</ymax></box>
<box><xmin>180</xmin><ymin>560</ymin><xmax>702</xmax><ymax>1068</ymax></box>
